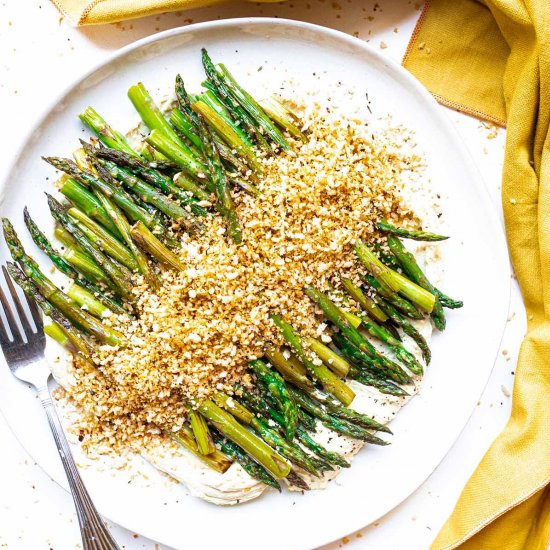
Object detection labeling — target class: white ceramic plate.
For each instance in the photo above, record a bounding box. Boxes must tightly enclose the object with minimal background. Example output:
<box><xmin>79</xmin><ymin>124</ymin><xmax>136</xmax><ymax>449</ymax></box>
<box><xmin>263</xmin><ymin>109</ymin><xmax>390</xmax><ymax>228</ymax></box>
<box><xmin>0</xmin><ymin>18</ymin><xmax>509</xmax><ymax>550</ymax></box>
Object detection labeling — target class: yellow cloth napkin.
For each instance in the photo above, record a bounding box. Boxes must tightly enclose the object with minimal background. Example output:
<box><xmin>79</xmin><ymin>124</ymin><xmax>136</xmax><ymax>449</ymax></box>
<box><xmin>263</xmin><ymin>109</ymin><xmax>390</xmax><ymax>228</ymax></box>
<box><xmin>51</xmin><ymin>0</ymin><xmax>282</xmax><ymax>25</ymax></box>
<box><xmin>404</xmin><ymin>1</ymin><xmax>550</xmax><ymax>549</ymax></box>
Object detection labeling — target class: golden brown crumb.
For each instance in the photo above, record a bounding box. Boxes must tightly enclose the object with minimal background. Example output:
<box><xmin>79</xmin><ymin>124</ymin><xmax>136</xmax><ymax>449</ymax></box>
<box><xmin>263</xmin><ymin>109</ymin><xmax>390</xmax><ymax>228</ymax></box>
<box><xmin>59</xmin><ymin>106</ymin><xmax>422</xmax><ymax>456</ymax></box>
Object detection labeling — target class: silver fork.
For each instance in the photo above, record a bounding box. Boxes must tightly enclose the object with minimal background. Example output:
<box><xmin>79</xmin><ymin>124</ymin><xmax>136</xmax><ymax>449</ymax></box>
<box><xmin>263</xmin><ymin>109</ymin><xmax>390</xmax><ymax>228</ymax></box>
<box><xmin>0</xmin><ymin>266</ymin><xmax>120</xmax><ymax>550</ymax></box>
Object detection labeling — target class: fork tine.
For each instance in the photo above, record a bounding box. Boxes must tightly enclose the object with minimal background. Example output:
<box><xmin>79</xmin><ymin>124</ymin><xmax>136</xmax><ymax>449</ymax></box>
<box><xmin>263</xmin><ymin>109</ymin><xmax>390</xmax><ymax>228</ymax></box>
<box><xmin>0</xmin><ymin>296</ymin><xmax>9</xmax><ymax>345</ymax></box>
<box><xmin>2</xmin><ymin>265</ymin><xmax>34</xmax><ymax>336</ymax></box>
<box><xmin>0</xmin><ymin>279</ymin><xmax>22</xmax><ymax>342</ymax></box>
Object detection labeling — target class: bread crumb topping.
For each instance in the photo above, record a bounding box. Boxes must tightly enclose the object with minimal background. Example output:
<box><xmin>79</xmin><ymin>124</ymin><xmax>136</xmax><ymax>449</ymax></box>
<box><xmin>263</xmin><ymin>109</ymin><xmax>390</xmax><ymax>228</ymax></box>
<box><xmin>57</xmin><ymin>105</ymin><xmax>423</xmax><ymax>456</ymax></box>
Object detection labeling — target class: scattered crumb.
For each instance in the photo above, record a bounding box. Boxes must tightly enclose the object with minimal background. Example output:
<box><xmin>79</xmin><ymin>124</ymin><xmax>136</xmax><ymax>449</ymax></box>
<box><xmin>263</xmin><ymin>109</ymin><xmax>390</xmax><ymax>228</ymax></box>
<box><xmin>380</xmin><ymin>41</ymin><xmax>388</xmax><ymax>49</ymax></box>
<box><xmin>501</xmin><ymin>385</ymin><xmax>511</xmax><ymax>397</ymax></box>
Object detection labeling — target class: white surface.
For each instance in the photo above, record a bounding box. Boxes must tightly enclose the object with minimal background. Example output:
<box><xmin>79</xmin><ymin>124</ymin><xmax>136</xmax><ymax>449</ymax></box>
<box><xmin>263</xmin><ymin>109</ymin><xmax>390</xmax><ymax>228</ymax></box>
<box><xmin>0</xmin><ymin>2</ymin><xmax>522</xmax><ymax>550</ymax></box>
<box><xmin>0</xmin><ymin>18</ymin><xmax>510</xmax><ymax>549</ymax></box>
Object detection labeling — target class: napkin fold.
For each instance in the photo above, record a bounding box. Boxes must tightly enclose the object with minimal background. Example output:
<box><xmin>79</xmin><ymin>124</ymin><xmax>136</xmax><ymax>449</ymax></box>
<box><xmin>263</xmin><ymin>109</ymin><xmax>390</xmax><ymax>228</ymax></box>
<box><xmin>405</xmin><ymin>1</ymin><xmax>550</xmax><ymax>549</ymax></box>
<box><xmin>51</xmin><ymin>0</ymin><xmax>281</xmax><ymax>25</ymax></box>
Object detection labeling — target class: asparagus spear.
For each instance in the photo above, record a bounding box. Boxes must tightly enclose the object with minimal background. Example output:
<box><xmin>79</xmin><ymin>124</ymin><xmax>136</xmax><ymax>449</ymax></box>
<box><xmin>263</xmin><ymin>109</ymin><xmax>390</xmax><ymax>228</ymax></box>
<box><xmin>46</xmin><ymin>157</ymin><xmax>184</xmax><ymax>237</ymax></box>
<box><xmin>372</xmin><ymin>241</ymin><xmax>401</xmax><ymax>270</ymax></box>
<box><xmin>295</xmin><ymin>426</ymin><xmax>349</xmax><ymax>469</ymax></box>
<box><xmin>339</xmin><ymin>308</ymin><xmax>363</xmax><ymax>329</ymax></box>
<box><xmin>130</xmin><ymin>222</ymin><xmax>184</xmax><ymax>270</ymax></box>
<box><xmin>61</xmin><ymin>244</ymin><xmax>110</xmax><ymax>285</ymax></box>
<box><xmin>79</xmin><ymin>143</ymin><xmax>183</xmax><ymax>237</ymax></box>
<box><xmin>44</xmin><ymin>320</ymin><xmax>70</xmax><ymax>348</ymax></box>
<box><xmin>298</xmin><ymin>408</ymin><xmax>318</xmax><ymax>432</ymax></box>
<box><xmin>127</xmin><ymin>82</ymin><xmax>189</xmax><ymax>152</ymax></box>
<box><xmin>212</xmin><ymin>433</ymin><xmax>280</xmax><ymax>491</ymax></box>
<box><xmin>270</xmin><ymin>314</ymin><xmax>355</xmax><ymax>406</ymax></box>
<box><xmin>176</xmin><ymin>75</ymin><xmax>242</xmax><ymax>244</ymax></box>
<box><xmin>64</xmin><ymin>283</ymin><xmax>112</xmax><ymax>319</ymax></box>
<box><xmin>3</xmin><ymin>219</ymin><xmax>124</xmax><ymax>346</ymax></box>
<box><xmin>264</xmin><ymin>348</ymin><xmax>314</xmax><ymax>393</ymax></box>
<box><xmin>211</xmin><ymin>392</ymin><xmax>254</xmax><ymax>424</ymax></box>
<box><xmin>7</xmin><ymin>262</ymin><xmax>94</xmax><ymax>357</ymax></box>
<box><xmin>199</xmin><ymin>80</ymin><xmax>256</xmax><ymax>141</ymax></box>
<box><xmin>171</xmin><ymin>108</ymin><xmax>253</xmax><ymax>176</ymax></box>
<box><xmin>377</xmin><ymin>219</ymin><xmax>449</xmax><ymax>241</ymax></box>
<box><xmin>303</xmin><ymin>337</ymin><xmax>350</xmax><ymax>378</ymax></box>
<box><xmin>136</xmin><ymin>141</ymin><xmax>169</xmax><ymax>163</ymax></box>
<box><xmin>94</xmin><ymin>191</ymin><xmax>158</xmax><ymax>288</ymax></box>
<box><xmin>287</xmin><ymin>386</ymin><xmax>389</xmax><ymax>445</ymax></box>
<box><xmin>305</xmin><ymin>285</ymin><xmax>422</xmax><ymax>376</ymax></box>
<box><xmin>146</xmin><ymin>158</ymin><xmax>180</xmax><ymax>174</ymax></box>
<box><xmin>258</xmin><ymin>96</ymin><xmax>307</xmax><ymax>142</ymax></box>
<box><xmin>309</xmin><ymin>389</ymin><xmax>391</xmax><ymax>433</ymax></box>
<box><xmin>171</xmin><ymin>425</ymin><xmax>232</xmax><ymax>474</ymax></box>
<box><xmin>79</xmin><ymin>107</ymin><xmax>139</xmax><ymax>157</ymax></box>
<box><xmin>215</xmin><ymin>62</ymin><xmax>290</xmax><ymax>150</ymax></box>
<box><xmin>387</xmin><ymin>235</ymin><xmax>463</xmax><ymax>328</ymax></box>
<box><xmin>58</xmin><ymin>176</ymin><xmax>120</xmax><ymax>237</ymax></box>
<box><xmin>285</xmin><ymin>471</ymin><xmax>310</xmax><ymax>491</ymax></box>
<box><xmin>250</xmin><ymin>359</ymin><xmax>298</xmax><ymax>440</ymax></box>
<box><xmin>197</xmin><ymin>399</ymin><xmax>290</xmax><ymax>479</ymax></box>
<box><xmin>238</xmin><ymin>390</ymin><xmax>333</xmax><ymax>472</ymax></box>
<box><xmin>100</xmin><ymin>158</ymin><xmax>205</xmax><ymax>226</ymax></box>
<box><xmin>355</xmin><ymin>240</ymin><xmax>436</xmax><ymax>313</ymax></box>
<box><xmin>436</xmin><ymin>291</ymin><xmax>464</xmax><ymax>310</ymax></box>
<box><xmin>68</xmin><ymin>207</ymin><xmax>138</xmax><ymax>271</ymax></box>
<box><xmin>215</xmin><ymin>391</ymin><xmax>326</xmax><ymax>474</ymax></box>
<box><xmin>201</xmin><ymin>51</ymin><xmax>269</xmax><ymax>150</ymax></box>
<box><xmin>23</xmin><ymin>208</ymin><xmax>125</xmax><ymax>315</ymax></box>
<box><xmin>198</xmin><ymin>85</ymin><xmax>271</xmax><ymax>157</ymax></box>
<box><xmin>54</xmin><ymin>224</ymin><xmax>77</xmax><ymax>248</ymax></box>
<box><xmin>46</xmin><ymin>195</ymin><xmax>135</xmax><ymax>300</ymax></box>
<box><xmin>340</xmin><ymin>277</ymin><xmax>388</xmax><ymax>323</ymax></box>
<box><xmin>331</xmin><ymin>332</ymin><xmax>411</xmax><ymax>385</ymax></box>
<box><xmin>362</xmin><ymin>273</ymin><xmax>423</xmax><ymax>320</ymax></box>
<box><xmin>347</xmin><ymin>368</ymin><xmax>409</xmax><ymax>396</ymax></box>
<box><xmin>55</xmin><ymin>228</ymin><xmax>115</xmax><ymax>288</ymax></box>
<box><xmin>23</xmin><ymin>208</ymin><xmax>76</xmax><ymax>276</ymax></box>
<box><xmin>146</xmin><ymin>129</ymin><xmax>208</xmax><ymax>182</ymax></box>
<box><xmin>238</xmin><ymin>388</ymin><xmax>348</xmax><ymax>469</ymax></box>
<box><xmin>187</xmin><ymin>408</ymin><xmax>216</xmax><ymax>455</ymax></box>
<box><xmin>92</xmin><ymin>145</ymin><xmax>209</xmax><ymax>217</ymax></box>
<box><xmin>173</xmin><ymin>172</ymin><xmax>212</xmax><ymax>202</ymax></box>
<box><xmin>169</xmin><ymin>108</ymin><xmax>202</xmax><ymax>149</ymax></box>
<box><xmin>88</xmin><ymin>148</ymin><xmax>205</xmax><ymax>232</ymax></box>
<box><xmin>228</xmin><ymin>398</ymin><xmax>324</xmax><ymax>476</ymax></box>
<box><xmin>356</xmin><ymin>311</ymin><xmax>424</xmax><ymax>375</ymax></box>
<box><xmin>377</xmin><ymin>297</ymin><xmax>431</xmax><ymax>364</ymax></box>
<box><xmin>387</xmin><ymin>235</ymin><xmax>446</xmax><ymax>330</ymax></box>
<box><xmin>191</xmin><ymin>101</ymin><xmax>260</xmax><ymax>169</ymax></box>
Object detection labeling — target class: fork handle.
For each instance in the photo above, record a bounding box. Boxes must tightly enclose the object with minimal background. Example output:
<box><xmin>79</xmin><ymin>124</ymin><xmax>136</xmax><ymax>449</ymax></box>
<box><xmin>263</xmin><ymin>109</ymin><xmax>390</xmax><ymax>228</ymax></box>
<box><xmin>38</xmin><ymin>387</ymin><xmax>120</xmax><ymax>550</ymax></box>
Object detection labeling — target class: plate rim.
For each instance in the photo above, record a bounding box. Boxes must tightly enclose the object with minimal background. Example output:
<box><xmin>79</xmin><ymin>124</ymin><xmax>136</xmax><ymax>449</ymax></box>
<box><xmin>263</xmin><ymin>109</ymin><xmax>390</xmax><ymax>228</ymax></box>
<box><xmin>0</xmin><ymin>17</ymin><xmax>511</xmax><ymax>549</ymax></box>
